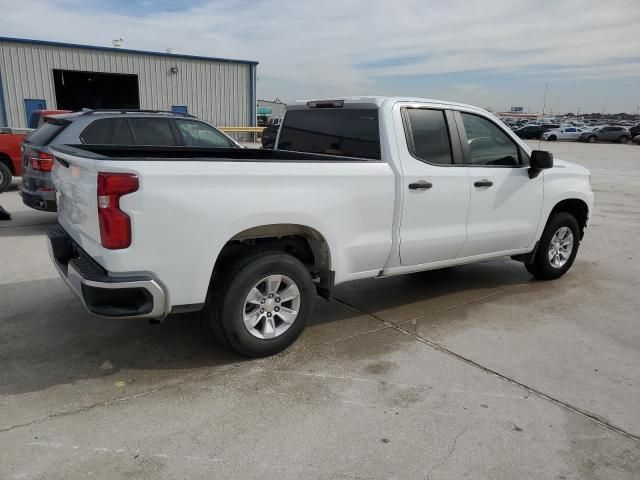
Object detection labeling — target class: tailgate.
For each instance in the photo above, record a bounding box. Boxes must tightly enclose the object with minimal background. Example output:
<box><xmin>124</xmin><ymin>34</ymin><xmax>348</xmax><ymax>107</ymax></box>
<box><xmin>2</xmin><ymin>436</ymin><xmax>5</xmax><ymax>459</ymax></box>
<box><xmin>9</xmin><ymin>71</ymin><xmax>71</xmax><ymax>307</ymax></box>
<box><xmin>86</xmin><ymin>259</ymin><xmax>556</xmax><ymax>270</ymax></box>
<box><xmin>51</xmin><ymin>149</ymin><xmax>102</xmax><ymax>250</ymax></box>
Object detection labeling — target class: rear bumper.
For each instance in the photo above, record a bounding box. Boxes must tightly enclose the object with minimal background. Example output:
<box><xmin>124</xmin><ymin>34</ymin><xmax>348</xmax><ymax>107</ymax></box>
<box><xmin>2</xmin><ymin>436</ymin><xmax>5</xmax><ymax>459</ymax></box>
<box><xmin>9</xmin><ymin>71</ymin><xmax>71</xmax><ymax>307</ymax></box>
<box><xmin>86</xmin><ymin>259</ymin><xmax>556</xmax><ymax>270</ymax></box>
<box><xmin>47</xmin><ymin>223</ymin><xmax>167</xmax><ymax>320</ymax></box>
<box><xmin>19</xmin><ymin>185</ymin><xmax>57</xmax><ymax>212</ymax></box>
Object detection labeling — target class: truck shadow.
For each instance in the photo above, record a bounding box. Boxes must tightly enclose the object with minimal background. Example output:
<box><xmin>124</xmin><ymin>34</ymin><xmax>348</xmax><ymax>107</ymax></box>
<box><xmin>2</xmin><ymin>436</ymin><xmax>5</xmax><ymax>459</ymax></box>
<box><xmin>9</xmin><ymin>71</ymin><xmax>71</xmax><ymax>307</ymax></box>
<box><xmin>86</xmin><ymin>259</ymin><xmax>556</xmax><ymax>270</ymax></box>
<box><xmin>0</xmin><ymin>259</ymin><xmax>533</xmax><ymax>397</ymax></box>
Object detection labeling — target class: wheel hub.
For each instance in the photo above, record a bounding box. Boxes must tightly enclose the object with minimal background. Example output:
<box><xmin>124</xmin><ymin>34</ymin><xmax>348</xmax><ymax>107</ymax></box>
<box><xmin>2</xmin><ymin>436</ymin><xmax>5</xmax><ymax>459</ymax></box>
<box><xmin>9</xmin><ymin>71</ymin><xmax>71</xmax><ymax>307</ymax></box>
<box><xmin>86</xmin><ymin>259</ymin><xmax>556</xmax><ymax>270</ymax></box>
<box><xmin>548</xmin><ymin>227</ymin><xmax>574</xmax><ymax>269</ymax></box>
<box><xmin>242</xmin><ymin>274</ymin><xmax>301</xmax><ymax>340</ymax></box>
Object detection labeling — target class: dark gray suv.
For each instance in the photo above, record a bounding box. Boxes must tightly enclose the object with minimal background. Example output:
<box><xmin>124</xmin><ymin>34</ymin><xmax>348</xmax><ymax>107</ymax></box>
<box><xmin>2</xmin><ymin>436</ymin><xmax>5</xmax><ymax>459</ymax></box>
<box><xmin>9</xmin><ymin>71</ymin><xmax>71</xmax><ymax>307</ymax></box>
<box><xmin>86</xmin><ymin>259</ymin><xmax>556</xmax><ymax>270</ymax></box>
<box><xmin>578</xmin><ymin>126</ymin><xmax>632</xmax><ymax>144</ymax></box>
<box><xmin>20</xmin><ymin>110</ymin><xmax>240</xmax><ymax>211</ymax></box>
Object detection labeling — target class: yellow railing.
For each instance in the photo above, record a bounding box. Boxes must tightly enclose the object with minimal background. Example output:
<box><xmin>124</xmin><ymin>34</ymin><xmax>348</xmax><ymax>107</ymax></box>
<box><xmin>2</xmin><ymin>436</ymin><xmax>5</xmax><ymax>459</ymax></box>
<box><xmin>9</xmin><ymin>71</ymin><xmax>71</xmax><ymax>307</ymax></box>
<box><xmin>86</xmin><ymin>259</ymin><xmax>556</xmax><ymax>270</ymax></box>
<box><xmin>219</xmin><ymin>126</ymin><xmax>266</xmax><ymax>133</ymax></box>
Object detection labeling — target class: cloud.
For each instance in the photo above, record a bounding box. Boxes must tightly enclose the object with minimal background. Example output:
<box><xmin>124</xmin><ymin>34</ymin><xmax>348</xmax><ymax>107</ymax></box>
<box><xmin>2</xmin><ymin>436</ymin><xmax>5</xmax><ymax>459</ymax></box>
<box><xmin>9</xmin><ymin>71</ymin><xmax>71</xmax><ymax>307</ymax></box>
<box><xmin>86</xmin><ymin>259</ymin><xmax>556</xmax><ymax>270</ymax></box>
<box><xmin>1</xmin><ymin>0</ymin><xmax>639</xmax><ymax>111</ymax></box>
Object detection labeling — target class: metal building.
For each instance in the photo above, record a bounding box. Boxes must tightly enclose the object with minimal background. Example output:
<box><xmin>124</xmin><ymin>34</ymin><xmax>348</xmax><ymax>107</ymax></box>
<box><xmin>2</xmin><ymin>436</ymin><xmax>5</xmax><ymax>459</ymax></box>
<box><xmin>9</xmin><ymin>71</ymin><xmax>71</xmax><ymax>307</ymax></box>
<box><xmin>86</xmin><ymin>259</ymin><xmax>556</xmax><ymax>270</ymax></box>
<box><xmin>0</xmin><ymin>37</ymin><xmax>258</xmax><ymax>128</ymax></box>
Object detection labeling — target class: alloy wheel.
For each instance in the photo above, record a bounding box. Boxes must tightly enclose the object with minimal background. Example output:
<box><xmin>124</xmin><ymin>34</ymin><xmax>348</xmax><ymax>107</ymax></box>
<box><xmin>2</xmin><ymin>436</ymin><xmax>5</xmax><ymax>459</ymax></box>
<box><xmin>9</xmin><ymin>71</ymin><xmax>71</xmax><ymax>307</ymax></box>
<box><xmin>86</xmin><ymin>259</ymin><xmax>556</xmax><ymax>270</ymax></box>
<box><xmin>242</xmin><ymin>274</ymin><xmax>301</xmax><ymax>339</ymax></box>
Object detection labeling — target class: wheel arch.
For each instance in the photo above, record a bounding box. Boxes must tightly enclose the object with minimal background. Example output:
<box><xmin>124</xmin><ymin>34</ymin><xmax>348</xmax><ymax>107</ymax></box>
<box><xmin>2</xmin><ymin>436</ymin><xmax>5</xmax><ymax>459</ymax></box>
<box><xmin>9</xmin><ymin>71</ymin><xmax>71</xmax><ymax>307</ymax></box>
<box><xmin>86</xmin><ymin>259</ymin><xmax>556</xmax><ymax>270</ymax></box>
<box><xmin>212</xmin><ymin>223</ymin><xmax>334</xmax><ymax>299</ymax></box>
<box><xmin>548</xmin><ymin>198</ymin><xmax>589</xmax><ymax>239</ymax></box>
<box><xmin>0</xmin><ymin>153</ymin><xmax>15</xmax><ymax>175</ymax></box>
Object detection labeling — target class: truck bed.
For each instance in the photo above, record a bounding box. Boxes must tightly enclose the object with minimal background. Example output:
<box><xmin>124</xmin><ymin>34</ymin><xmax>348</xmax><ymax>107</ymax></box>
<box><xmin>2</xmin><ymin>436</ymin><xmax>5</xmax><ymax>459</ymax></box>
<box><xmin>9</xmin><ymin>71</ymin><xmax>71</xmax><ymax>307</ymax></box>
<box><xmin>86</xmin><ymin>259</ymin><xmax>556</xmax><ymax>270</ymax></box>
<box><xmin>52</xmin><ymin>144</ymin><xmax>378</xmax><ymax>162</ymax></box>
<box><xmin>50</xmin><ymin>143</ymin><xmax>396</xmax><ymax>309</ymax></box>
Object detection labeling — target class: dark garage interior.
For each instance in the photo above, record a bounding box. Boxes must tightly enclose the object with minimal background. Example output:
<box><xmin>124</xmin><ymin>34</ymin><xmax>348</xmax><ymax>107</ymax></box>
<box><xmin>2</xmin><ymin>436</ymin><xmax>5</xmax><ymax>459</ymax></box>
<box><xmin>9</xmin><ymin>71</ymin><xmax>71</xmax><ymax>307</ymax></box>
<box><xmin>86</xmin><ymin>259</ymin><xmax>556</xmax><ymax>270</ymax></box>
<box><xmin>53</xmin><ymin>69</ymin><xmax>140</xmax><ymax>111</ymax></box>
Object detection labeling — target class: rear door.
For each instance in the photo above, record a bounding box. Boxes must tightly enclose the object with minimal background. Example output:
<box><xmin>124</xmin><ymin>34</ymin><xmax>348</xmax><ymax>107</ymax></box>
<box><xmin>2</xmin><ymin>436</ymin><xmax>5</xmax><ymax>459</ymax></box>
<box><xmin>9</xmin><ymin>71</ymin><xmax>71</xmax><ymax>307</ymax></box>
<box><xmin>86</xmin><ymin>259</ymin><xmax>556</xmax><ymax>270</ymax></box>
<box><xmin>454</xmin><ymin>111</ymin><xmax>543</xmax><ymax>257</ymax></box>
<box><xmin>395</xmin><ymin>105</ymin><xmax>470</xmax><ymax>265</ymax></box>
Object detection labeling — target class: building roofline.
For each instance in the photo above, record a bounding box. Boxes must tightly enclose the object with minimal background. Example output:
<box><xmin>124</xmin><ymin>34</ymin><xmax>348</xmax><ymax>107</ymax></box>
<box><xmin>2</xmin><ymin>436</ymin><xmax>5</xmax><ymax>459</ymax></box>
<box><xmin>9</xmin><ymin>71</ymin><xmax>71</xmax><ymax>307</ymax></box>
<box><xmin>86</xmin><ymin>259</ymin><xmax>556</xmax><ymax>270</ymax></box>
<box><xmin>0</xmin><ymin>36</ymin><xmax>259</xmax><ymax>65</ymax></box>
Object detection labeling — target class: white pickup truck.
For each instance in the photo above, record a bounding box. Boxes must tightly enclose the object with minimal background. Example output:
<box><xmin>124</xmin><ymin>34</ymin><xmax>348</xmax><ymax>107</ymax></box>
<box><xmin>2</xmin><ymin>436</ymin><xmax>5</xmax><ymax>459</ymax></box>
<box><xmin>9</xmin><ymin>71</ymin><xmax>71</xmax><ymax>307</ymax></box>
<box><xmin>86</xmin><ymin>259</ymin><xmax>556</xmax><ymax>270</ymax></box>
<box><xmin>48</xmin><ymin>97</ymin><xmax>594</xmax><ymax>357</ymax></box>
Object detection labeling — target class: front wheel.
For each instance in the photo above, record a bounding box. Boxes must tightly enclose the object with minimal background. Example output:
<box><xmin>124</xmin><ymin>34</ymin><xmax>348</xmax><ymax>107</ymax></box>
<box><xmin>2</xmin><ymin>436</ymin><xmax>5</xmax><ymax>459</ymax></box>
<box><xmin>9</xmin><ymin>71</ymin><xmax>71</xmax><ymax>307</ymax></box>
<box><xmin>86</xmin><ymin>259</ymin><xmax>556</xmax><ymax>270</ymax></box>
<box><xmin>206</xmin><ymin>252</ymin><xmax>316</xmax><ymax>357</ymax></box>
<box><xmin>588</xmin><ymin>136</ymin><xmax>597</xmax><ymax>143</ymax></box>
<box><xmin>548</xmin><ymin>135</ymin><xmax>557</xmax><ymax>141</ymax></box>
<box><xmin>525</xmin><ymin>212</ymin><xmax>580</xmax><ymax>280</ymax></box>
<box><xmin>618</xmin><ymin>136</ymin><xmax>629</xmax><ymax>144</ymax></box>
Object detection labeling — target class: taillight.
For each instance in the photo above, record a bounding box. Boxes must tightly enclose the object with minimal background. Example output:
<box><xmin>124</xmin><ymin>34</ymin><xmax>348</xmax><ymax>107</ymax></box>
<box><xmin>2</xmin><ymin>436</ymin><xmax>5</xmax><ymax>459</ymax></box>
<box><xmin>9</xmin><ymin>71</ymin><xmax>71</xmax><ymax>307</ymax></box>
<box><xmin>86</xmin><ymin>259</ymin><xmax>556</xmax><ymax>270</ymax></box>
<box><xmin>30</xmin><ymin>152</ymin><xmax>54</xmax><ymax>172</ymax></box>
<box><xmin>97</xmin><ymin>173</ymin><xmax>139</xmax><ymax>249</ymax></box>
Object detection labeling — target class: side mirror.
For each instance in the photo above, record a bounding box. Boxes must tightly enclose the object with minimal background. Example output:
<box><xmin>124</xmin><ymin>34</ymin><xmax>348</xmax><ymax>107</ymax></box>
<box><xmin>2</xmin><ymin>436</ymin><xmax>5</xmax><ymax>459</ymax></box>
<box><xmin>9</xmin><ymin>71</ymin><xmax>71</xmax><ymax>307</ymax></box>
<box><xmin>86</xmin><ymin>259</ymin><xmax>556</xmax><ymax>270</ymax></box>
<box><xmin>529</xmin><ymin>150</ymin><xmax>553</xmax><ymax>178</ymax></box>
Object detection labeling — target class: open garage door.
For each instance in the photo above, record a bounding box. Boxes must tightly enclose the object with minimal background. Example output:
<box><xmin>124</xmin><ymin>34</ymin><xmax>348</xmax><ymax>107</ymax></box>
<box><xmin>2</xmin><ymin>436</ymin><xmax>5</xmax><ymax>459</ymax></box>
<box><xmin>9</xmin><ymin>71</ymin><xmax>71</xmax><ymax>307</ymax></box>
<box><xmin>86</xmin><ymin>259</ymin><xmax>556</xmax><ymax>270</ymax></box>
<box><xmin>53</xmin><ymin>69</ymin><xmax>140</xmax><ymax>111</ymax></box>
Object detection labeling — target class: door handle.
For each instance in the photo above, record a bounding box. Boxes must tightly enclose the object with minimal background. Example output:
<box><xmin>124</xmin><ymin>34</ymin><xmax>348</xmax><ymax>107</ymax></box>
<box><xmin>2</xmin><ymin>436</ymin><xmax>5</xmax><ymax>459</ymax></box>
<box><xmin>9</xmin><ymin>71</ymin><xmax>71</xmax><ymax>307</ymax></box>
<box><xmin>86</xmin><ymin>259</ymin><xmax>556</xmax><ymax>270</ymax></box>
<box><xmin>408</xmin><ymin>182</ymin><xmax>433</xmax><ymax>190</ymax></box>
<box><xmin>474</xmin><ymin>179</ymin><xmax>493</xmax><ymax>188</ymax></box>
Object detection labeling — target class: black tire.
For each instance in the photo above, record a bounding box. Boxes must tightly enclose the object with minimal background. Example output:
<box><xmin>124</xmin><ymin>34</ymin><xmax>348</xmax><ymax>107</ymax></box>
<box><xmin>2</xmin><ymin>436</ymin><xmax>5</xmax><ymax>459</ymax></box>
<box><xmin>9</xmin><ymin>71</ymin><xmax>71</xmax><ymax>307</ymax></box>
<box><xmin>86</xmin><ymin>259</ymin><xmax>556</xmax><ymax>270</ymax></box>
<box><xmin>0</xmin><ymin>162</ymin><xmax>12</xmax><ymax>193</ymax></box>
<box><xmin>588</xmin><ymin>136</ymin><xmax>597</xmax><ymax>143</ymax></box>
<box><xmin>205</xmin><ymin>251</ymin><xmax>315</xmax><ymax>357</ymax></box>
<box><xmin>525</xmin><ymin>212</ymin><xmax>580</xmax><ymax>280</ymax></box>
<box><xmin>618</xmin><ymin>136</ymin><xmax>629</xmax><ymax>144</ymax></box>
<box><xmin>548</xmin><ymin>135</ymin><xmax>557</xmax><ymax>141</ymax></box>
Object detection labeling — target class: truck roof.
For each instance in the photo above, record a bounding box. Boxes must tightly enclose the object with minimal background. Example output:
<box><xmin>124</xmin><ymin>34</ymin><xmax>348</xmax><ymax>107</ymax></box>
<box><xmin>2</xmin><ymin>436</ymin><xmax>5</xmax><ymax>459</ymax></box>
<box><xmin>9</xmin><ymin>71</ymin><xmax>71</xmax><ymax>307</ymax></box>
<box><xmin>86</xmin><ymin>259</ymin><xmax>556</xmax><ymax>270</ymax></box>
<box><xmin>289</xmin><ymin>96</ymin><xmax>485</xmax><ymax>112</ymax></box>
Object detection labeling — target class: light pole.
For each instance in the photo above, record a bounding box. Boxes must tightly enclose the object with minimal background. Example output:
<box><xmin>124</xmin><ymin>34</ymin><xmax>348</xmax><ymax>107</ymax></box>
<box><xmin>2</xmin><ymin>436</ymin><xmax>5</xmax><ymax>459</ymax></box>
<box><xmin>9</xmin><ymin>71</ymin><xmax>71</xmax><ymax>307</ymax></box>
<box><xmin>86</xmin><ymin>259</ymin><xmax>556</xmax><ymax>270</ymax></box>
<box><xmin>636</xmin><ymin>106</ymin><xmax>639</xmax><ymax>121</ymax></box>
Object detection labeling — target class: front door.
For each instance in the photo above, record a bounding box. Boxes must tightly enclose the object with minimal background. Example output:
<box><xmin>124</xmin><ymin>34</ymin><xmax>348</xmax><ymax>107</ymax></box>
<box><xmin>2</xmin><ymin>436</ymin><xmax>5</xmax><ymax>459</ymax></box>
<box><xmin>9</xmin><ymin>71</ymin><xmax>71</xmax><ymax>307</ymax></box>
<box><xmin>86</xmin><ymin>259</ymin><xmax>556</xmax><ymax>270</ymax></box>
<box><xmin>454</xmin><ymin>111</ymin><xmax>543</xmax><ymax>257</ymax></box>
<box><xmin>396</xmin><ymin>106</ymin><xmax>470</xmax><ymax>266</ymax></box>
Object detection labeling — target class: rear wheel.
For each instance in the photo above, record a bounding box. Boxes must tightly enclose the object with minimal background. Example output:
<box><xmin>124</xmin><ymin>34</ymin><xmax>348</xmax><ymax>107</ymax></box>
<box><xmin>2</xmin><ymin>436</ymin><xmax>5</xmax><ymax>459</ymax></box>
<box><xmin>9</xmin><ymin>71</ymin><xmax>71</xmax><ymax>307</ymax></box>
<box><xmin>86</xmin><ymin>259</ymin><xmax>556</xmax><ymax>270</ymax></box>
<box><xmin>205</xmin><ymin>252</ymin><xmax>315</xmax><ymax>357</ymax></box>
<box><xmin>525</xmin><ymin>212</ymin><xmax>580</xmax><ymax>280</ymax></box>
<box><xmin>0</xmin><ymin>162</ymin><xmax>12</xmax><ymax>193</ymax></box>
<box><xmin>618</xmin><ymin>136</ymin><xmax>629</xmax><ymax>144</ymax></box>
<box><xmin>548</xmin><ymin>135</ymin><xmax>557</xmax><ymax>141</ymax></box>
<box><xmin>588</xmin><ymin>136</ymin><xmax>597</xmax><ymax>143</ymax></box>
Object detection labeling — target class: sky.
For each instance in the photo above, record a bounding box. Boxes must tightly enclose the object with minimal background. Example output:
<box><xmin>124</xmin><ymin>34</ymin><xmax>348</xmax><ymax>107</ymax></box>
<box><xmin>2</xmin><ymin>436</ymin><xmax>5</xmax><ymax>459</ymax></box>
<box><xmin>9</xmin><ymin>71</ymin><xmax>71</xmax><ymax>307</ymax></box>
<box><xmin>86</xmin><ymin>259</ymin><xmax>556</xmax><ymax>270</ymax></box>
<box><xmin>1</xmin><ymin>0</ymin><xmax>640</xmax><ymax>114</ymax></box>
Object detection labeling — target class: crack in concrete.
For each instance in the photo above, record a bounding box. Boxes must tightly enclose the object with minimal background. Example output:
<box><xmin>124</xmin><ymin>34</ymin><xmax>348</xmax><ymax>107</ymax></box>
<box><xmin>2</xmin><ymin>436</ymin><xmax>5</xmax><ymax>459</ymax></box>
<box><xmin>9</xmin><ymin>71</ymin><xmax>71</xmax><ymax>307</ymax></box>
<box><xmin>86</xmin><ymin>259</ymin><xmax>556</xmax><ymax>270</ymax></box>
<box><xmin>333</xmin><ymin>297</ymin><xmax>640</xmax><ymax>444</ymax></box>
<box><xmin>0</xmin><ymin>389</ymin><xmax>161</xmax><ymax>434</ymax></box>
<box><xmin>0</xmin><ymin>363</ymin><xmax>248</xmax><ymax>435</ymax></box>
<box><xmin>425</xmin><ymin>425</ymin><xmax>470</xmax><ymax>480</ymax></box>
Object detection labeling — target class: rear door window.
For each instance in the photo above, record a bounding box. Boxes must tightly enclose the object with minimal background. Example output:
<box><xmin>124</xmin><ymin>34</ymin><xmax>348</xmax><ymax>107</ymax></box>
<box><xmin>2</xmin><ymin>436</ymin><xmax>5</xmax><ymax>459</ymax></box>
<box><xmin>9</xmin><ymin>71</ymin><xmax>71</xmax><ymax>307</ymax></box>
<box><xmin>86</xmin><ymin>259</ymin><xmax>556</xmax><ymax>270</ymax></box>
<box><xmin>80</xmin><ymin>118</ymin><xmax>135</xmax><ymax>144</ymax></box>
<box><xmin>403</xmin><ymin>108</ymin><xmax>453</xmax><ymax>165</ymax></box>
<box><xmin>128</xmin><ymin>118</ymin><xmax>177</xmax><ymax>146</ymax></box>
<box><xmin>278</xmin><ymin>108</ymin><xmax>380</xmax><ymax>159</ymax></box>
<box><xmin>175</xmin><ymin>120</ymin><xmax>234</xmax><ymax>147</ymax></box>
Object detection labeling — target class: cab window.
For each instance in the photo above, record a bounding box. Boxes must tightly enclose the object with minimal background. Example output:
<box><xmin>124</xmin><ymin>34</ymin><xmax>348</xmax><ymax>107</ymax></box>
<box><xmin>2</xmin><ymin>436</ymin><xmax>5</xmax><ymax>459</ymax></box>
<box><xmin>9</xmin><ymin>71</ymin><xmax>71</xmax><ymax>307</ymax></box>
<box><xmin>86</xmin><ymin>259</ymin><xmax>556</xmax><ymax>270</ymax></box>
<box><xmin>459</xmin><ymin>113</ymin><xmax>520</xmax><ymax>167</ymax></box>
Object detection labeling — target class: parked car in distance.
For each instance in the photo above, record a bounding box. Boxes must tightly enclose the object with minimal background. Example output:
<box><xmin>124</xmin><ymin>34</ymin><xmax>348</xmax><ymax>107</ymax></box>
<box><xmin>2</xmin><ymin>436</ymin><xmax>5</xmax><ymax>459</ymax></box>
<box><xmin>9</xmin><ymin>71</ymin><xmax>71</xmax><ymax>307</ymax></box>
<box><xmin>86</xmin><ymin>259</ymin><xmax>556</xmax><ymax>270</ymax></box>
<box><xmin>514</xmin><ymin>124</ymin><xmax>559</xmax><ymax>139</ymax></box>
<box><xmin>20</xmin><ymin>109</ymin><xmax>240</xmax><ymax>211</ymax></box>
<box><xmin>632</xmin><ymin>134</ymin><xmax>640</xmax><ymax>145</ymax></box>
<box><xmin>578</xmin><ymin>126</ymin><xmax>632</xmax><ymax>144</ymax></box>
<box><xmin>48</xmin><ymin>96</ymin><xmax>593</xmax><ymax>357</ymax></box>
<box><xmin>542</xmin><ymin>127</ymin><xmax>585</xmax><ymax>142</ymax></box>
<box><xmin>629</xmin><ymin>124</ymin><xmax>640</xmax><ymax>138</ymax></box>
<box><xmin>261</xmin><ymin>125</ymin><xmax>278</xmax><ymax>149</ymax></box>
<box><xmin>0</xmin><ymin>127</ymin><xmax>31</xmax><ymax>192</ymax></box>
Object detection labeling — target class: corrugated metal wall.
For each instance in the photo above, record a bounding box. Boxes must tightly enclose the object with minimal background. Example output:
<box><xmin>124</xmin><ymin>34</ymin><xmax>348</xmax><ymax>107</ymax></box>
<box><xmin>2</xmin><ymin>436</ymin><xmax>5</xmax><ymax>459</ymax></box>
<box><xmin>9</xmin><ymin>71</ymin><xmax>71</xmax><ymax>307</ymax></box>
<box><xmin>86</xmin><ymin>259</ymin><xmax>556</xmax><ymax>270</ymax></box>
<box><xmin>0</xmin><ymin>39</ymin><xmax>255</xmax><ymax>128</ymax></box>
<box><xmin>257</xmin><ymin>99</ymin><xmax>287</xmax><ymax>119</ymax></box>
